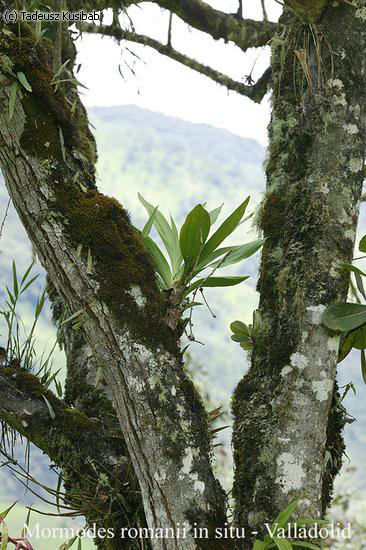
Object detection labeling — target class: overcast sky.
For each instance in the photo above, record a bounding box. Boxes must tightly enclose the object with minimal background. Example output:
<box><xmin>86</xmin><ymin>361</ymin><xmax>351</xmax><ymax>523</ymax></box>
<box><xmin>76</xmin><ymin>1</ymin><xmax>282</xmax><ymax>145</ymax></box>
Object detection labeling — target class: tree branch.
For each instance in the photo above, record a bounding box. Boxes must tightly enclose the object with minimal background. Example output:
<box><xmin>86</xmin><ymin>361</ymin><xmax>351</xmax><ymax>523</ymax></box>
<box><xmin>68</xmin><ymin>0</ymin><xmax>277</xmax><ymax>51</ymax></box>
<box><xmin>79</xmin><ymin>23</ymin><xmax>271</xmax><ymax>102</ymax></box>
<box><xmin>0</xmin><ymin>368</ymin><xmax>130</xmax><ymax>524</ymax></box>
<box><xmin>136</xmin><ymin>0</ymin><xmax>277</xmax><ymax>52</ymax></box>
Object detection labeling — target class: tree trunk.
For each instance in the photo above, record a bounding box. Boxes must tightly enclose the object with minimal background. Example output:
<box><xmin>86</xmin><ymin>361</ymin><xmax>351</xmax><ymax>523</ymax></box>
<box><xmin>0</xmin><ymin>20</ymin><xmax>227</xmax><ymax>550</ymax></box>
<box><xmin>232</xmin><ymin>3</ymin><xmax>366</xmax><ymax>544</ymax></box>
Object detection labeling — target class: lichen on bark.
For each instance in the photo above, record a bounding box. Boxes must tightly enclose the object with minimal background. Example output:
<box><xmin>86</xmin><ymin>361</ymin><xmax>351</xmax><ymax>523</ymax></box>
<box><xmin>232</xmin><ymin>2</ymin><xmax>366</xmax><ymax>545</ymax></box>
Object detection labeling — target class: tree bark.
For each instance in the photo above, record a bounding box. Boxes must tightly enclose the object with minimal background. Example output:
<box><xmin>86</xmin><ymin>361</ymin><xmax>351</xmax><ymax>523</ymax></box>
<box><xmin>0</xmin><ymin>21</ymin><xmax>227</xmax><ymax>550</ymax></box>
<box><xmin>232</xmin><ymin>2</ymin><xmax>366</xmax><ymax>544</ymax></box>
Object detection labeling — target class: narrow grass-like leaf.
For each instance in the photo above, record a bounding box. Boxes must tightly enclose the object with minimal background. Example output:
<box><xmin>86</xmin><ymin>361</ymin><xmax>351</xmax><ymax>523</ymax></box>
<box><xmin>355</xmin><ymin>271</ymin><xmax>366</xmax><ymax>300</ymax></box>
<box><xmin>180</xmin><ymin>205</ymin><xmax>210</xmax><ymax>273</ymax></box>
<box><xmin>361</xmin><ymin>349</ymin><xmax>366</xmax><ymax>384</ymax></box>
<box><xmin>271</xmin><ymin>496</ymin><xmax>302</xmax><ymax>533</ymax></box>
<box><xmin>182</xmin><ymin>301</ymin><xmax>202</xmax><ymax>312</ymax></box>
<box><xmin>209</xmin><ymin>204</ymin><xmax>223</xmax><ymax>225</ymax></box>
<box><xmin>322</xmin><ymin>302</ymin><xmax>366</xmax><ymax>332</ymax></box>
<box><xmin>0</xmin><ymin>502</ymin><xmax>17</xmax><ymax>520</ymax></box>
<box><xmin>55</xmin><ymin>379</ymin><xmax>63</xmax><ymax>397</ymax></box>
<box><xmin>208</xmin><ymin>239</ymin><xmax>264</xmax><ymax>269</ymax></box>
<box><xmin>17</xmin><ymin>71</ymin><xmax>33</xmax><ymax>92</ymax></box>
<box><xmin>20</xmin><ymin>275</ymin><xmax>39</xmax><ymax>295</ymax></box>
<box><xmin>35</xmin><ymin>291</ymin><xmax>46</xmax><ymax>319</ymax></box>
<box><xmin>53</xmin><ymin>59</ymin><xmax>70</xmax><ymax>80</ymax></box>
<box><xmin>142</xmin><ymin>236</ymin><xmax>173</xmax><ymax>289</ymax></box>
<box><xmin>12</xmin><ymin>261</ymin><xmax>19</xmax><ymax>298</ymax></box>
<box><xmin>20</xmin><ymin>261</ymin><xmax>35</xmax><ymax>285</ymax></box>
<box><xmin>8</xmin><ymin>81</ymin><xmax>18</xmax><ymax>120</ymax></box>
<box><xmin>170</xmin><ymin>215</ymin><xmax>183</xmax><ymax>277</ymax></box>
<box><xmin>142</xmin><ymin>206</ymin><xmax>158</xmax><ymax>238</ymax></box>
<box><xmin>184</xmin><ymin>275</ymin><xmax>248</xmax><ymax>297</ymax></box>
<box><xmin>42</xmin><ymin>395</ymin><xmax>56</xmax><ymax>420</ymax></box>
<box><xmin>338</xmin><ymin>330</ymin><xmax>357</xmax><ymax>363</ymax></box>
<box><xmin>59</xmin><ymin>310</ymin><xmax>84</xmax><ymax>327</ymax></box>
<box><xmin>138</xmin><ymin>193</ymin><xmax>175</xmax><ymax>261</ymax></box>
<box><xmin>199</xmin><ymin>197</ymin><xmax>250</xmax><ymax>262</ymax></box>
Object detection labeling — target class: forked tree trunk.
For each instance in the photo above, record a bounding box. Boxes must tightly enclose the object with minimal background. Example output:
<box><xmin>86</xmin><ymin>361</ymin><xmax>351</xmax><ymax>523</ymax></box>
<box><xmin>0</xmin><ymin>20</ymin><xmax>227</xmax><ymax>550</ymax></box>
<box><xmin>232</xmin><ymin>3</ymin><xmax>366</xmax><ymax>545</ymax></box>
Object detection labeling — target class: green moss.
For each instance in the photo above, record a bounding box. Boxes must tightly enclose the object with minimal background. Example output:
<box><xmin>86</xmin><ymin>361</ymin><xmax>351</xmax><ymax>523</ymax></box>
<box><xmin>0</xmin><ymin>23</ymin><xmax>96</xmax><ymax>165</ymax></box>
<box><xmin>51</xmin><ymin>182</ymin><xmax>176</xmax><ymax>353</ymax></box>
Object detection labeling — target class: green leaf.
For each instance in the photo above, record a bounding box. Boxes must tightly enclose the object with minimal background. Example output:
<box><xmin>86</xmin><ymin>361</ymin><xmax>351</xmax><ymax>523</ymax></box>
<box><xmin>138</xmin><ymin>194</ymin><xmax>178</xmax><ymax>270</ymax></box>
<box><xmin>35</xmin><ymin>291</ymin><xmax>46</xmax><ymax>319</ymax></box>
<box><xmin>209</xmin><ymin>204</ymin><xmax>223</xmax><ymax>225</ymax></box>
<box><xmin>353</xmin><ymin>324</ymin><xmax>366</xmax><ymax>350</ymax></box>
<box><xmin>289</xmin><ymin>542</ymin><xmax>321</xmax><ymax>549</ymax></box>
<box><xmin>142</xmin><ymin>206</ymin><xmax>158</xmax><ymax>238</ymax></box>
<box><xmin>272</xmin><ymin>496</ymin><xmax>302</xmax><ymax>533</ymax></box>
<box><xmin>180</xmin><ymin>205</ymin><xmax>211</xmax><ymax>273</ymax></box>
<box><xmin>208</xmin><ymin>239</ymin><xmax>265</xmax><ymax>269</ymax></box>
<box><xmin>355</xmin><ymin>271</ymin><xmax>366</xmax><ymax>301</ymax></box>
<box><xmin>182</xmin><ymin>301</ymin><xmax>203</xmax><ymax>312</ymax></box>
<box><xmin>322</xmin><ymin>302</ymin><xmax>366</xmax><ymax>332</ymax></box>
<box><xmin>42</xmin><ymin>395</ymin><xmax>56</xmax><ymax>420</ymax></box>
<box><xmin>0</xmin><ymin>502</ymin><xmax>17</xmax><ymax>520</ymax></box>
<box><xmin>12</xmin><ymin>260</ymin><xmax>19</xmax><ymax>298</ymax></box>
<box><xmin>170</xmin><ymin>215</ymin><xmax>183</xmax><ymax>277</ymax></box>
<box><xmin>339</xmin><ymin>263</ymin><xmax>366</xmax><ymax>277</ymax></box>
<box><xmin>59</xmin><ymin>309</ymin><xmax>84</xmax><ymax>327</ymax></box>
<box><xmin>274</xmin><ymin>537</ymin><xmax>293</xmax><ymax>550</ymax></box>
<box><xmin>17</xmin><ymin>71</ymin><xmax>33</xmax><ymax>92</ymax></box>
<box><xmin>359</xmin><ymin>235</ymin><xmax>366</xmax><ymax>253</ymax></box>
<box><xmin>142</xmin><ymin>236</ymin><xmax>173</xmax><ymax>289</ymax></box>
<box><xmin>53</xmin><ymin>59</ymin><xmax>70</xmax><ymax>80</ymax></box>
<box><xmin>20</xmin><ymin>261</ymin><xmax>35</xmax><ymax>285</ymax></box>
<box><xmin>184</xmin><ymin>275</ymin><xmax>248</xmax><ymax>297</ymax></box>
<box><xmin>20</xmin><ymin>274</ymin><xmax>39</xmax><ymax>295</ymax></box>
<box><xmin>361</xmin><ymin>349</ymin><xmax>366</xmax><ymax>384</ymax></box>
<box><xmin>8</xmin><ymin>81</ymin><xmax>18</xmax><ymax>120</ymax></box>
<box><xmin>240</xmin><ymin>336</ymin><xmax>253</xmax><ymax>350</ymax></box>
<box><xmin>253</xmin><ymin>541</ymin><xmax>266</xmax><ymax>550</ymax></box>
<box><xmin>199</xmin><ymin>197</ymin><xmax>250</xmax><ymax>262</ymax></box>
<box><xmin>338</xmin><ymin>330</ymin><xmax>357</xmax><ymax>362</ymax></box>
<box><xmin>231</xmin><ymin>334</ymin><xmax>245</xmax><ymax>342</ymax></box>
<box><xmin>230</xmin><ymin>320</ymin><xmax>250</xmax><ymax>336</ymax></box>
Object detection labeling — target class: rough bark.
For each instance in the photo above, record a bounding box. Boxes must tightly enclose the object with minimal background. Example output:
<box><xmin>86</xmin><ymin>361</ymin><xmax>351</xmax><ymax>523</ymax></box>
<box><xmin>0</xmin><ymin>368</ymin><xmax>130</xmax><ymax>523</ymax></box>
<box><xmin>232</xmin><ymin>2</ymin><xmax>366</xmax><ymax>545</ymax></box>
<box><xmin>0</xmin><ymin>20</ymin><xmax>227</xmax><ymax>550</ymax></box>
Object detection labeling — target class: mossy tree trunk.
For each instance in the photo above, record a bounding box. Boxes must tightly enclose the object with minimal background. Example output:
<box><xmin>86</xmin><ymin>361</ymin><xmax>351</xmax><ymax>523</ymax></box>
<box><xmin>232</xmin><ymin>2</ymin><xmax>366</xmax><ymax>545</ymax></box>
<box><xmin>0</xmin><ymin>15</ymin><xmax>227</xmax><ymax>550</ymax></box>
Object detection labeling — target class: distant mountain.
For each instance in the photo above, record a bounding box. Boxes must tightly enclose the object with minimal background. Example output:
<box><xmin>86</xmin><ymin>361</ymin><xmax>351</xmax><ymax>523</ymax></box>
<box><xmin>0</xmin><ymin>105</ymin><xmax>365</xmax><ymax>519</ymax></box>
